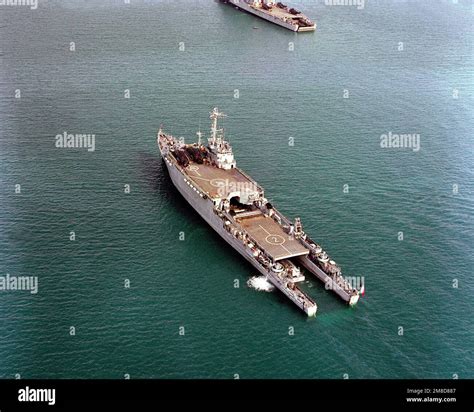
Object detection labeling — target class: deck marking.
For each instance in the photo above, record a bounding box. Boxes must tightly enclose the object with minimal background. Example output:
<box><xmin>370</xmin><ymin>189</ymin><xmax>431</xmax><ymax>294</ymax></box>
<box><xmin>258</xmin><ymin>224</ymin><xmax>293</xmax><ymax>255</ymax></box>
<box><xmin>210</xmin><ymin>178</ymin><xmax>227</xmax><ymax>187</ymax></box>
<box><xmin>258</xmin><ymin>224</ymin><xmax>271</xmax><ymax>236</ymax></box>
<box><xmin>188</xmin><ymin>165</ymin><xmax>201</xmax><ymax>176</ymax></box>
<box><xmin>265</xmin><ymin>234</ymin><xmax>285</xmax><ymax>245</ymax></box>
<box><xmin>191</xmin><ymin>175</ymin><xmax>211</xmax><ymax>183</ymax></box>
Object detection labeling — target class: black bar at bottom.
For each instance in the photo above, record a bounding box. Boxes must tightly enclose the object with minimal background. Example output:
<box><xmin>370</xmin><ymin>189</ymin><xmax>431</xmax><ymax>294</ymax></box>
<box><xmin>0</xmin><ymin>379</ymin><xmax>472</xmax><ymax>407</ymax></box>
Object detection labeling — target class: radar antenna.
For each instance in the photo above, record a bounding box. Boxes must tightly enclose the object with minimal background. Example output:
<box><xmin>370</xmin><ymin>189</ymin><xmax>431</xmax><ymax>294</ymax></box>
<box><xmin>209</xmin><ymin>107</ymin><xmax>227</xmax><ymax>146</ymax></box>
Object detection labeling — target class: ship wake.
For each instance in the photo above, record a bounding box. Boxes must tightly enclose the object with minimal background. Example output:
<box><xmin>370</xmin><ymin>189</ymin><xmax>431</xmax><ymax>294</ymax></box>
<box><xmin>247</xmin><ymin>276</ymin><xmax>274</xmax><ymax>292</ymax></box>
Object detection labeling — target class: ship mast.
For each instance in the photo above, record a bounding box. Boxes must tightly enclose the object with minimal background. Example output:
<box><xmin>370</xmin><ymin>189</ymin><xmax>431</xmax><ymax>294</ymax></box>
<box><xmin>196</xmin><ymin>130</ymin><xmax>203</xmax><ymax>146</ymax></box>
<box><xmin>209</xmin><ymin>107</ymin><xmax>226</xmax><ymax>147</ymax></box>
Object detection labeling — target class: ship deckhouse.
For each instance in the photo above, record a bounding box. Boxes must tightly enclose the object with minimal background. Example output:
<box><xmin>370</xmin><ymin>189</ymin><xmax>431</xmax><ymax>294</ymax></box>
<box><xmin>207</xmin><ymin>107</ymin><xmax>236</xmax><ymax>170</ymax></box>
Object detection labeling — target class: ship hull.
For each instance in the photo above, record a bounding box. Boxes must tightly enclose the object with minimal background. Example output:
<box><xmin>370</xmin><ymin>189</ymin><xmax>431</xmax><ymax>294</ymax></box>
<box><xmin>227</xmin><ymin>0</ymin><xmax>315</xmax><ymax>32</ymax></box>
<box><xmin>297</xmin><ymin>255</ymin><xmax>360</xmax><ymax>306</ymax></box>
<box><xmin>161</xmin><ymin>155</ymin><xmax>316</xmax><ymax>316</ymax></box>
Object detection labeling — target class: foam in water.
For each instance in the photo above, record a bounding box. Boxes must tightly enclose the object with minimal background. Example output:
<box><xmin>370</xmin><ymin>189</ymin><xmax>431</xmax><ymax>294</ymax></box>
<box><xmin>247</xmin><ymin>276</ymin><xmax>274</xmax><ymax>292</ymax></box>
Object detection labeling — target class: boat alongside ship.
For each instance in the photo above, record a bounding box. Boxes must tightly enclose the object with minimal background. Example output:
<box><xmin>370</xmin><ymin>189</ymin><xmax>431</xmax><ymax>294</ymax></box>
<box><xmin>221</xmin><ymin>0</ymin><xmax>316</xmax><ymax>32</ymax></box>
<box><xmin>157</xmin><ymin>108</ymin><xmax>361</xmax><ymax>316</ymax></box>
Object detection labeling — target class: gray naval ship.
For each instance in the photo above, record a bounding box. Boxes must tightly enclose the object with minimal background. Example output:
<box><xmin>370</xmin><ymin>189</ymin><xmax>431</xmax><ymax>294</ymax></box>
<box><xmin>221</xmin><ymin>0</ymin><xmax>316</xmax><ymax>32</ymax></box>
<box><xmin>158</xmin><ymin>108</ymin><xmax>361</xmax><ymax>316</ymax></box>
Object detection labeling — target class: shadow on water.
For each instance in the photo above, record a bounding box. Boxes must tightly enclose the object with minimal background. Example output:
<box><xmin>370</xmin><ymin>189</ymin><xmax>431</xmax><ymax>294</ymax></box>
<box><xmin>137</xmin><ymin>151</ymin><xmax>207</xmax><ymax>226</ymax></box>
<box><xmin>137</xmin><ymin>151</ymin><xmax>167</xmax><ymax>193</ymax></box>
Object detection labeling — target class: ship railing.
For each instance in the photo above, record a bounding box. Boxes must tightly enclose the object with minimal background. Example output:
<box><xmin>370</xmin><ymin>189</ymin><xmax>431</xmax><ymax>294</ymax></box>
<box><xmin>298</xmin><ymin>234</ymin><xmax>359</xmax><ymax>296</ymax></box>
<box><xmin>222</xmin><ymin>211</ymin><xmax>274</xmax><ymax>260</ymax></box>
<box><xmin>169</xmin><ymin>161</ymin><xmax>209</xmax><ymax>199</ymax></box>
<box><xmin>270</xmin><ymin>207</ymin><xmax>293</xmax><ymax>230</ymax></box>
<box><xmin>329</xmin><ymin>274</ymin><xmax>357</xmax><ymax>294</ymax></box>
<box><xmin>289</xmin><ymin>282</ymin><xmax>316</xmax><ymax>307</ymax></box>
<box><xmin>235</xmin><ymin>167</ymin><xmax>264</xmax><ymax>193</ymax></box>
<box><xmin>268</xmin><ymin>267</ymin><xmax>315</xmax><ymax>305</ymax></box>
<box><xmin>307</xmin><ymin>252</ymin><xmax>357</xmax><ymax>294</ymax></box>
<box><xmin>294</xmin><ymin>286</ymin><xmax>316</xmax><ymax>307</ymax></box>
<box><xmin>221</xmin><ymin>211</ymin><xmax>281</xmax><ymax>273</ymax></box>
<box><xmin>183</xmin><ymin>176</ymin><xmax>208</xmax><ymax>198</ymax></box>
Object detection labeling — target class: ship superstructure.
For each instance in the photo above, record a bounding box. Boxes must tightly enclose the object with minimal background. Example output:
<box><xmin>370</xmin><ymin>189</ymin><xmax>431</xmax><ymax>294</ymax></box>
<box><xmin>157</xmin><ymin>108</ymin><xmax>361</xmax><ymax>316</ymax></box>
<box><xmin>222</xmin><ymin>0</ymin><xmax>316</xmax><ymax>32</ymax></box>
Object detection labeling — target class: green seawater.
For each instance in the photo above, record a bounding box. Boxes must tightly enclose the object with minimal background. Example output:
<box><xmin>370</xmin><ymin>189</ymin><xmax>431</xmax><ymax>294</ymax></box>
<box><xmin>0</xmin><ymin>0</ymin><xmax>473</xmax><ymax>378</ymax></box>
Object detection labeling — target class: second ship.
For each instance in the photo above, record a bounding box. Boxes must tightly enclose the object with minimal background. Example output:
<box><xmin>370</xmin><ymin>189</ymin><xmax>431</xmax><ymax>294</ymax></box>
<box><xmin>158</xmin><ymin>109</ymin><xmax>361</xmax><ymax>316</ymax></box>
<box><xmin>221</xmin><ymin>0</ymin><xmax>316</xmax><ymax>32</ymax></box>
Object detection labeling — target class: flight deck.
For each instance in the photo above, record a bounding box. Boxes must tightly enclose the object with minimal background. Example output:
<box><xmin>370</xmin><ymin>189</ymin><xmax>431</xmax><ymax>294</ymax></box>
<box><xmin>183</xmin><ymin>163</ymin><xmax>256</xmax><ymax>199</ymax></box>
<box><xmin>236</xmin><ymin>213</ymin><xmax>309</xmax><ymax>261</ymax></box>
